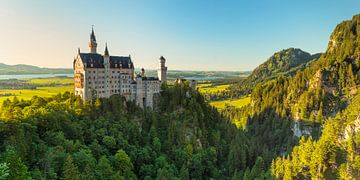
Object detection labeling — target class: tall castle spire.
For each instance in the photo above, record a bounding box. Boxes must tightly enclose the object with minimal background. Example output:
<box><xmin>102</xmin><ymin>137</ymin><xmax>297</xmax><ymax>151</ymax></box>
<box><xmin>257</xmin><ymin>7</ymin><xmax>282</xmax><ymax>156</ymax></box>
<box><xmin>89</xmin><ymin>26</ymin><xmax>97</xmax><ymax>54</ymax></box>
<box><xmin>104</xmin><ymin>43</ymin><xmax>109</xmax><ymax>56</ymax></box>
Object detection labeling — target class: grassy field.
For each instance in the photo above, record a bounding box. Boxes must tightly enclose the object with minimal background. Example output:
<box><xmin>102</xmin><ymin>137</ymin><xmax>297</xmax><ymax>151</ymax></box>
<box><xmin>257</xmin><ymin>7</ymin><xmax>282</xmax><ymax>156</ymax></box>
<box><xmin>0</xmin><ymin>85</ymin><xmax>73</xmax><ymax>103</ymax></box>
<box><xmin>196</xmin><ymin>83</ymin><xmax>250</xmax><ymax>110</ymax></box>
<box><xmin>209</xmin><ymin>96</ymin><xmax>251</xmax><ymax>110</ymax></box>
<box><xmin>198</xmin><ymin>84</ymin><xmax>230</xmax><ymax>94</ymax></box>
<box><xmin>28</xmin><ymin>77</ymin><xmax>73</xmax><ymax>85</ymax></box>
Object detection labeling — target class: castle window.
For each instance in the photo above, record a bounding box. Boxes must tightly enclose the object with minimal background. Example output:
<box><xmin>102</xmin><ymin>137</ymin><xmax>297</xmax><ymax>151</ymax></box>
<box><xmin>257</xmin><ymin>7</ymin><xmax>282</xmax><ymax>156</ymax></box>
<box><xmin>93</xmin><ymin>71</ymin><xmax>95</xmax><ymax>73</ymax></box>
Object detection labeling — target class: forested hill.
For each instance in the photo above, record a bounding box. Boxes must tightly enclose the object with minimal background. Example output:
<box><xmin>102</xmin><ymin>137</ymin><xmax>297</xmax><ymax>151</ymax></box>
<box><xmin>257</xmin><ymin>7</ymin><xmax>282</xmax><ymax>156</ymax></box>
<box><xmin>0</xmin><ymin>63</ymin><xmax>71</xmax><ymax>75</ymax></box>
<box><xmin>228</xmin><ymin>48</ymin><xmax>321</xmax><ymax>97</ymax></box>
<box><xmin>247</xmin><ymin>14</ymin><xmax>360</xmax><ymax>123</ymax></box>
<box><xmin>224</xmin><ymin>14</ymin><xmax>360</xmax><ymax>178</ymax></box>
<box><xmin>248</xmin><ymin>48</ymin><xmax>320</xmax><ymax>83</ymax></box>
<box><xmin>268</xmin><ymin>13</ymin><xmax>360</xmax><ymax>179</ymax></box>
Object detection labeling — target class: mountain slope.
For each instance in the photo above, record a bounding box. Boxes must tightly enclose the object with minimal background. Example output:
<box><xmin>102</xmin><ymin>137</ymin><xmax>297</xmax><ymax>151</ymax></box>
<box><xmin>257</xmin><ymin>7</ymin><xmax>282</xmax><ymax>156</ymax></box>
<box><xmin>247</xmin><ymin>14</ymin><xmax>360</xmax><ymax>179</ymax></box>
<box><xmin>228</xmin><ymin>48</ymin><xmax>321</xmax><ymax>97</ymax></box>
<box><xmin>249</xmin><ymin>48</ymin><xmax>320</xmax><ymax>83</ymax></box>
<box><xmin>272</xmin><ymin>90</ymin><xmax>360</xmax><ymax>179</ymax></box>
<box><xmin>220</xmin><ymin>14</ymin><xmax>360</xmax><ymax>179</ymax></box>
<box><xmin>244</xmin><ymin>14</ymin><xmax>360</xmax><ymax>123</ymax></box>
<box><xmin>0</xmin><ymin>63</ymin><xmax>71</xmax><ymax>75</ymax></box>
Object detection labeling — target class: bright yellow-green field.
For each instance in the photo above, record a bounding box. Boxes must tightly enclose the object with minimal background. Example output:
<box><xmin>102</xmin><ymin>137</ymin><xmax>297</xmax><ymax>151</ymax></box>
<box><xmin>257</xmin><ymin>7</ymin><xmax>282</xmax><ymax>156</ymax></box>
<box><xmin>196</xmin><ymin>83</ymin><xmax>212</xmax><ymax>88</ymax></box>
<box><xmin>209</xmin><ymin>96</ymin><xmax>251</xmax><ymax>110</ymax></box>
<box><xmin>28</xmin><ymin>77</ymin><xmax>73</xmax><ymax>85</ymax></box>
<box><xmin>198</xmin><ymin>84</ymin><xmax>230</xmax><ymax>94</ymax></box>
<box><xmin>0</xmin><ymin>85</ymin><xmax>73</xmax><ymax>103</ymax></box>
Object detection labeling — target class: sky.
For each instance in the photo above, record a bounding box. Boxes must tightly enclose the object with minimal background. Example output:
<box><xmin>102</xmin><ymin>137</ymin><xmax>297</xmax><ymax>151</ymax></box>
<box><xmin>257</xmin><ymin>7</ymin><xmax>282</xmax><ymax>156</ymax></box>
<box><xmin>0</xmin><ymin>0</ymin><xmax>360</xmax><ymax>71</ymax></box>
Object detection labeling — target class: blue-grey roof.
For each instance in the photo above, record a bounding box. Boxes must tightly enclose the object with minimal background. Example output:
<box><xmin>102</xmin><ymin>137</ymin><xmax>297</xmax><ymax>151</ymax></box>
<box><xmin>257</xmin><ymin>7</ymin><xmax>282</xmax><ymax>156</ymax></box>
<box><xmin>110</xmin><ymin>56</ymin><xmax>133</xmax><ymax>68</ymax></box>
<box><xmin>78</xmin><ymin>53</ymin><xmax>133</xmax><ymax>69</ymax></box>
<box><xmin>144</xmin><ymin>77</ymin><xmax>159</xmax><ymax>81</ymax></box>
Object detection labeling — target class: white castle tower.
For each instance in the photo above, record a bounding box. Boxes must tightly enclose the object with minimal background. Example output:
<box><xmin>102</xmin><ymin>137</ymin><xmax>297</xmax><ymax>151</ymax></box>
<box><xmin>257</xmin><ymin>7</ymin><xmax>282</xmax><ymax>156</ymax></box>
<box><xmin>157</xmin><ymin>56</ymin><xmax>167</xmax><ymax>85</ymax></box>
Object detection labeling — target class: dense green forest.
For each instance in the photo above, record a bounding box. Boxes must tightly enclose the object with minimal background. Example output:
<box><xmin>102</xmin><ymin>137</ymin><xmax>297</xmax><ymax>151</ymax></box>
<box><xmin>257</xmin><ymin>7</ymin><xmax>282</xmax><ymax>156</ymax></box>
<box><xmin>0</xmin><ymin>83</ymin><xmax>296</xmax><ymax>179</ymax></box>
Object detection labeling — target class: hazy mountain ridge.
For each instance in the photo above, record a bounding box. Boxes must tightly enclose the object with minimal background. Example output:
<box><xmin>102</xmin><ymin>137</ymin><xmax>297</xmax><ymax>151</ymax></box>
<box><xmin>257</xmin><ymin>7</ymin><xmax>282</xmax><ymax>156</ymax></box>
<box><xmin>0</xmin><ymin>63</ymin><xmax>72</xmax><ymax>75</ymax></box>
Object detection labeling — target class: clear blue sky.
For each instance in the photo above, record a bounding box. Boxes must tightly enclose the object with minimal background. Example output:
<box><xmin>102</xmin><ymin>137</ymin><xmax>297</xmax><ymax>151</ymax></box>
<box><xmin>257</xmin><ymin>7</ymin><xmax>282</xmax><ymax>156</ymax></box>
<box><xmin>0</xmin><ymin>0</ymin><xmax>359</xmax><ymax>71</ymax></box>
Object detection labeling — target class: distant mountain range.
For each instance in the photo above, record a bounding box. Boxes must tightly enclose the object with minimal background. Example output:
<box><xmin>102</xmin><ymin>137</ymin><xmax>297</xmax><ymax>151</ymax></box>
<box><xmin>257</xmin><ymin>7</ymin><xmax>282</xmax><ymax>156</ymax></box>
<box><xmin>0</xmin><ymin>63</ymin><xmax>72</xmax><ymax>75</ymax></box>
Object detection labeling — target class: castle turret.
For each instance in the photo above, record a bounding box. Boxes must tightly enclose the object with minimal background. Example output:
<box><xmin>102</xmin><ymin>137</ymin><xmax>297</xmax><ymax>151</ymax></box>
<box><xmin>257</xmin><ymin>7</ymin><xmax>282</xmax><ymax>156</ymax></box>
<box><xmin>104</xmin><ymin>43</ymin><xmax>110</xmax><ymax>68</ymax></box>
<box><xmin>141</xmin><ymin>68</ymin><xmax>145</xmax><ymax>77</ymax></box>
<box><xmin>89</xmin><ymin>27</ymin><xmax>97</xmax><ymax>53</ymax></box>
<box><xmin>157</xmin><ymin>56</ymin><xmax>167</xmax><ymax>85</ymax></box>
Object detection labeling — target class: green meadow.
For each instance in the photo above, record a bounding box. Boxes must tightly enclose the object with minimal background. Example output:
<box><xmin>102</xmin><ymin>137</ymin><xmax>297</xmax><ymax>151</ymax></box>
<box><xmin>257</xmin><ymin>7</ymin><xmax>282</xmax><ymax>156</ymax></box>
<box><xmin>198</xmin><ymin>84</ymin><xmax>229</xmax><ymax>94</ymax></box>
<box><xmin>209</xmin><ymin>96</ymin><xmax>251</xmax><ymax>110</ymax></box>
<box><xmin>0</xmin><ymin>85</ymin><xmax>73</xmax><ymax>103</ymax></box>
<box><xmin>197</xmin><ymin>83</ymin><xmax>251</xmax><ymax>110</ymax></box>
<box><xmin>0</xmin><ymin>77</ymin><xmax>73</xmax><ymax>103</ymax></box>
<box><xmin>28</xmin><ymin>77</ymin><xmax>73</xmax><ymax>85</ymax></box>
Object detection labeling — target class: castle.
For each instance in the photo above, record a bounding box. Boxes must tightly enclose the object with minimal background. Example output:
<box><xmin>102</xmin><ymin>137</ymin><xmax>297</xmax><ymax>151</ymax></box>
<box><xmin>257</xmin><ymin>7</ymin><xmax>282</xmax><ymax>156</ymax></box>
<box><xmin>73</xmin><ymin>28</ymin><xmax>167</xmax><ymax>109</ymax></box>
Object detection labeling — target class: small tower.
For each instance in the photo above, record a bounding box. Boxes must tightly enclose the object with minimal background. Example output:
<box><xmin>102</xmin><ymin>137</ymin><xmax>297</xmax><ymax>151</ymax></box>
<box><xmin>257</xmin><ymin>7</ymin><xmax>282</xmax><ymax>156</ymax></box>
<box><xmin>89</xmin><ymin>26</ymin><xmax>97</xmax><ymax>53</ymax></box>
<box><xmin>104</xmin><ymin>43</ymin><xmax>110</xmax><ymax>68</ymax></box>
<box><xmin>141</xmin><ymin>68</ymin><xmax>145</xmax><ymax>77</ymax></box>
<box><xmin>157</xmin><ymin>56</ymin><xmax>167</xmax><ymax>84</ymax></box>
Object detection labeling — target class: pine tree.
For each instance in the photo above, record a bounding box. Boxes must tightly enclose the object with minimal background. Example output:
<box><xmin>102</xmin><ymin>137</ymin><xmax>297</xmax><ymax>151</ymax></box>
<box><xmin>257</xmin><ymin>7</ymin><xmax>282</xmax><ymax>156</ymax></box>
<box><xmin>0</xmin><ymin>163</ymin><xmax>9</xmax><ymax>180</ymax></box>
<box><xmin>113</xmin><ymin>149</ymin><xmax>134</xmax><ymax>177</ymax></box>
<box><xmin>95</xmin><ymin>156</ymin><xmax>115</xmax><ymax>179</ymax></box>
<box><xmin>347</xmin><ymin>63</ymin><xmax>356</xmax><ymax>87</ymax></box>
<box><xmin>179</xmin><ymin>164</ymin><xmax>189</xmax><ymax>180</ymax></box>
<box><xmin>61</xmin><ymin>155</ymin><xmax>80</xmax><ymax>180</ymax></box>
<box><xmin>1</xmin><ymin>147</ymin><xmax>31</xmax><ymax>180</ymax></box>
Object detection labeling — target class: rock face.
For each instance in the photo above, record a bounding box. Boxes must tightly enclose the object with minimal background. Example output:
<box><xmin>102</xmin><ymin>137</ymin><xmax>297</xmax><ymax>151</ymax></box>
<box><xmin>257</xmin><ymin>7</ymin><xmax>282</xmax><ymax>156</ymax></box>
<box><xmin>344</xmin><ymin>115</ymin><xmax>360</xmax><ymax>139</ymax></box>
<box><xmin>292</xmin><ymin>121</ymin><xmax>313</xmax><ymax>138</ymax></box>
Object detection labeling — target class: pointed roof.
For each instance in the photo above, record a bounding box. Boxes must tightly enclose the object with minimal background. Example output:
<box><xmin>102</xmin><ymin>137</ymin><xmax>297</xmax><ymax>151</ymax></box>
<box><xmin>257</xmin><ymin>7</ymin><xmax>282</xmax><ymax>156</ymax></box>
<box><xmin>104</xmin><ymin>43</ymin><xmax>109</xmax><ymax>56</ymax></box>
<box><xmin>90</xmin><ymin>26</ymin><xmax>96</xmax><ymax>42</ymax></box>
